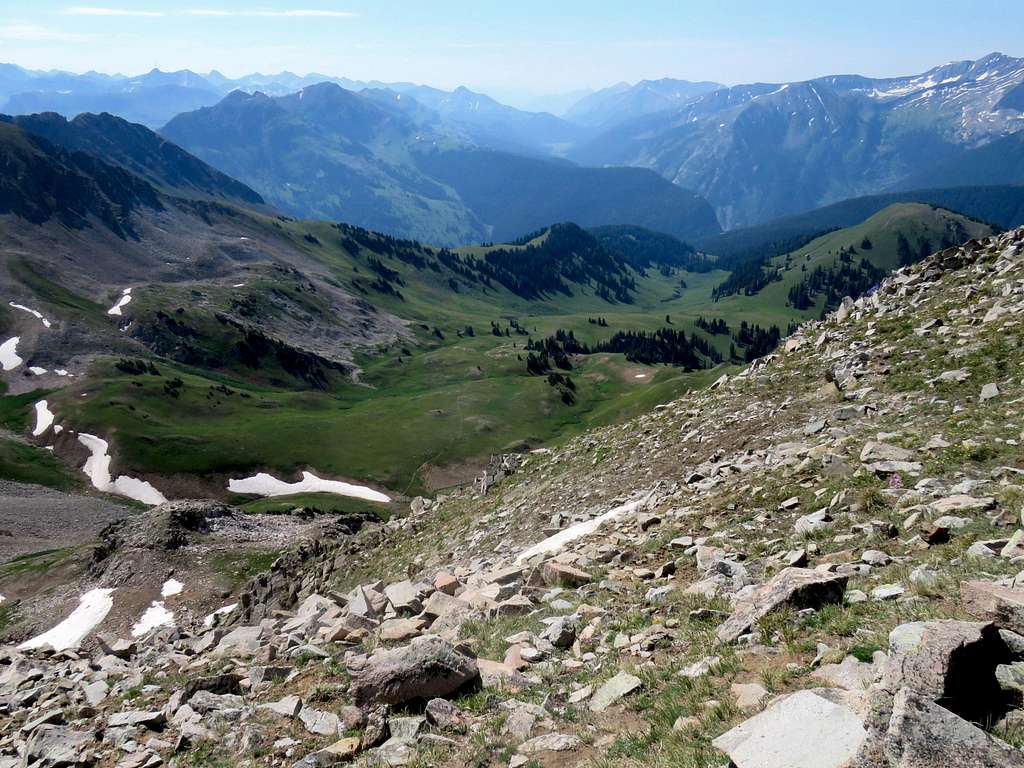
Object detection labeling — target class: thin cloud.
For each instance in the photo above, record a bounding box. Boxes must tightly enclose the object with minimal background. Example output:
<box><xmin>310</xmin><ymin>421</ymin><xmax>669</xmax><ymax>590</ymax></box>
<box><xmin>184</xmin><ymin>9</ymin><xmax>356</xmax><ymax>17</ymax></box>
<box><xmin>61</xmin><ymin>6</ymin><xmax>164</xmax><ymax>16</ymax></box>
<box><xmin>0</xmin><ymin>23</ymin><xmax>92</xmax><ymax>41</ymax></box>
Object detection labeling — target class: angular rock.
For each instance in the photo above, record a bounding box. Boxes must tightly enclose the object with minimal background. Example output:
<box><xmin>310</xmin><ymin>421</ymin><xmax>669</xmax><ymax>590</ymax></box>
<box><xmin>716</xmin><ymin>568</ymin><xmax>848</xmax><ymax>644</ymax></box>
<box><xmin>713</xmin><ymin>689</ymin><xmax>866</xmax><ymax>768</ymax></box>
<box><xmin>542</xmin><ymin>562</ymin><xmax>592</xmax><ymax>587</ymax></box>
<box><xmin>962</xmin><ymin>580</ymin><xmax>1024</xmax><ymax>635</ymax></box>
<box><xmin>589</xmin><ymin>672</ymin><xmax>642</xmax><ymax>712</ymax></box>
<box><xmin>299</xmin><ymin>707</ymin><xmax>342</xmax><ymax>736</ymax></box>
<box><xmin>349</xmin><ymin>635</ymin><xmax>479</xmax><ymax>708</ymax></box>
<box><xmin>516</xmin><ymin>733</ymin><xmax>581</xmax><ymax>754</ymax></box>
<box><xmin>872</xmin><ymin>687</ymin><xmax>1024</xmax><ymax>766</ymax></box>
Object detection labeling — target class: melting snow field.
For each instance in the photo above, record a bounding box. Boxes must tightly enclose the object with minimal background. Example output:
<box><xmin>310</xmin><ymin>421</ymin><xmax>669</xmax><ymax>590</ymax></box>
<box><xmin>161</xmin><ymin>578</ymin><xmax>184</xmax><ymax>598</ymax></box>
<box><xmin>203</xmin><ymin>603</ymin><xmax>238</xmax><ymax>628</ymax></box>
<box><xmin>9</xmin><ymin>302</ymin><xmax>51</xmax><ymax>328</ymax></box>
<box><xmin>28</xmin><ymin>366</ymin><xmax>47</xmax><ymax>375</ymax></box>
<box><xmin>18</xmin><ymin>588</ymin><xmax>115</xmax><ymax>651</ymax></box>
<box><xmin>0</xmin><ymin>337</ymin><xmax>22</xmax><ymax>371</ymax></box>
<box><xmin>228</xmin><ymin>470</ymin><xmax>391</xmax><ymax>502</ymax></box>
<box><xmin>78</xmin><ymin>433</ymin><xmax>168</xmax><ymax>505</ymax></box>
<box><xmin>107</xmin><ymin>288</ymin><xmax>133</xmax><ymax>316</ymax></box>
<box><xmin>516</xmin><ymin>496</ymin><xmax>650</xmax><ymax>563</ymax></box>
<box><xmin>132</xmin><ymin>601</ymin><xmax>174</xmax><ymax>637</ymax></box>
<box><xmin>32</xmin><ymin>400</ymin><xmax>55</xmax><ymax>436</ymax></box>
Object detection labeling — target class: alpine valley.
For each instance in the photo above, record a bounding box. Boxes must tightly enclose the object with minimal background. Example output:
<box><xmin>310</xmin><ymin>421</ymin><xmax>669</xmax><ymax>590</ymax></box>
<box><xmin>3</xmin><ymin>40</ymin><xmax>1024</xmax><ymax>768</ymax></box>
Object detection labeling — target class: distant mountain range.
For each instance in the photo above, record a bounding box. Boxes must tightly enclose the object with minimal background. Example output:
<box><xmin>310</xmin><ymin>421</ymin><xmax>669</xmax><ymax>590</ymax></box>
<box><xmin>4</xmin><ymin>53</ymin><xmax>1024</xmax><ymax>240</ymax></box>
<box><xmin>161</xmin><ymin>84</ymin><xmax>720</xmax><ymax>245</ymax></box>
<box><xmin>564</xmin><ymin>78</ymin><xmax>722</xmax><ymax>128</ymax></box>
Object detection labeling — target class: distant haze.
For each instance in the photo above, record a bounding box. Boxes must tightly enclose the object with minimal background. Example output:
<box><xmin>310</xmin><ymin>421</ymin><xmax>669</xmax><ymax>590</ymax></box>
<box><xmin>2</xmin><ymin>0</ymin><xmax>1023</xmax><ymax>98</ymax></box>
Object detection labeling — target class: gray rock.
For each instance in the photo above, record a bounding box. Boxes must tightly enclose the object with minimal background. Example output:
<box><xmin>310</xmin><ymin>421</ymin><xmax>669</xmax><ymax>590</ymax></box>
<box><xmin>717</xmin><ymin>568</ymin><xmax>848</xmax><ymax>644</ymax></box>
<box><xmin>107</xmin><ymin>710</ymin><xmax>166</xmax><ymax>729</ymax></box>
<box><xmin>869</xmin><ymin>687</ymin><xmax>1024</xmax><ymax>766</ymax></box>
<box><xmin>259</xmin><ymin>695</ymin><xmax>303</xmax><ymax>719</ymax></box>
<box><xmin>516</xmin><ymin>733</ymin><xmax>581</xmax><ymax>754</ymax></box>
<box><xmin>24</xmin><ymin>725</ymin><xmax>94</xmax><ymax>767</ymax></box>
<box><xmin>589</xmin><ymin>672</ymin><xmax>642</xmax><ymax>712</ymax></box>
<box><xmin>540</xmin><ymin>615</ymin><xmax>578</xmax><ymax>648</ymax></box>
<box><xmin>349</xmin><ymin>635</ymin><xmax>479</xmax><ymax>708</ymax></box>
<box><xmin>713</xmin><ymin>689</ymin><xmax>866</xmax><ymax>768</ymax></box>
<box><xmin>299</xmin><ymin>707</ymin><xmax>342</xmax><ymax>736</ymax></box>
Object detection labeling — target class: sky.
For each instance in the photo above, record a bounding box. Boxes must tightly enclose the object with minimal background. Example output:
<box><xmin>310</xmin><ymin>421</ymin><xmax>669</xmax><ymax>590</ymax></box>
<box><xmin>1</xmin><ymin>0</ymin><xmax>1023</xmax><ymax>105</ymax></box>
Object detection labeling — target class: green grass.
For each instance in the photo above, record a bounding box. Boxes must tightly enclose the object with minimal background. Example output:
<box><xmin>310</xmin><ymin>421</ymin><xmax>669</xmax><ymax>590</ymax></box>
<box><xmin>29</xmin><ymin>203</ymin><xmax>988</xmax><ymax>499</ymax></box>
<box><xmin>0</xmin><ymin>438</ymin><xmax>79</xmax><ymax>489</ymax></box>
<box><xmin>8</xmin><ymin>257</ymin><xmax>106</xmax><ymax>319</ymax></box>
<box><xmin>208</xmin><ymin>549</ymin><xmax>282</xmax><ymax>586</ymax></box>
<box><xmin>0</xmin><ymin>547</ymin><xmax>73</xmax><ymax>577</ymax></box>
<box><xmin>0</xmin><ymin>388</ymin><xmax>48</xmax><ymax>431</ymax></box>
<box><xmin>234</xmin><ymin>492</ymin><xmax>393</xmax><ymax>518</ymax></box>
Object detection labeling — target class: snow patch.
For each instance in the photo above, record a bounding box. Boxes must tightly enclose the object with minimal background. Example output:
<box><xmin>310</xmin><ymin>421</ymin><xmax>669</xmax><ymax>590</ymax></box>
<box><xmin>28</xmin><ymin>366</ymin><xmax>47</xmax><ymax>375</ymax></box>
<box><xmin>132</xmin><ymin>601</ymin><xmax>174</xmax><ymax>637</ymax></box>
<box><xmin>9</xmin><ymin>302</ymin><xmax>51</xmax><ymax>328</ymax></box>
<box><xmin>161</xmin><ymin>578</ymin><xmax>184</xmax><ymax>598</ymax></box>
<box><xmin>107</xmin><ymin>288</ymin><xmax>133</xmax><ymax>316</ymax></box>
<box><xmin>515</xmin><ymin>495</ymin><xmax>651</xmax><ymax>563</ymax></box>
<box><xmin>634</xmin><ymin>374</ymin><xmax>647</xmax><ymax>379</ymax></box>
<box><xmin>203</xmin><ymin>603</ymin><xmax>238</xmax><ymax>628</ymax></box>
<box><xmin>228</xmin><ymin>470</ymin><xmax>391</xmax><ymax>503</ymax></box>
<box><xmin>19</xmin><ymin>588</ymin><xmax>114</xmax><ymax>651</ymax></box>
<box><xmin>32</xmin><ymin>400</ymin><xmax>55</xmax><ymax>436</ymax></box>
<box><xmin>0</xmin><ymin>337</ymin><xmax>22</xmax><ymax>371</ymax></box>
<box><xmin>77</xmin><ymin>433</ymin><xmax>168</xmax><ymax>505</ymax></box>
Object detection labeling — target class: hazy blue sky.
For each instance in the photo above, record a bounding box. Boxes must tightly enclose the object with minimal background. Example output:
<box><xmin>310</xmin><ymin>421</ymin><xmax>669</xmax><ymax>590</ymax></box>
<box><xmin>2</xmin><ymin>1</ymin><xmax>1022</xmax><ymax>100</ymax></box>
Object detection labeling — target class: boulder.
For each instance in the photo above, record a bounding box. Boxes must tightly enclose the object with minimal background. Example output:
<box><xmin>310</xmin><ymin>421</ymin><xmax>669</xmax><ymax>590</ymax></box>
<box><xmin>299</xmin><ymin>707</ymin><xmax>342</xmax><ymax>736</ymax></box>
<box><xmin>24</xmin><ymin>726</ymin><xmax>94</xmax><ymax>767</ymax></box>
<box><xmin>871</xmin><ymin>687</ymin><xmax>1024</xmax><ymax>767</ymax></box>
<box><xmin>349</xmin><ymin>635</ymin><xmax>479</xmax><ymax>708</ymax></box>
<box><xmin>542</xmin><ymin>562</ymin><xmax>593</xmax><ymax>587</ymax></box>
<box><xmin>713</xmin><ymin>689</ymin><xmax>866</xmax><ymax>768</ymax></box>
<box><xmin>860</xmin><ymin>442</ymin><xmax>915</xmax><ymax>463</ymax></box>
<box><xmin>107</xmin><ymin>710</ymin><xmax>166</xmax><ymax>729</ymax></box>
<box><xmin>716</xmin><ymin>568</ymin><xmax>848</xmax><ymax>644</ymax></box>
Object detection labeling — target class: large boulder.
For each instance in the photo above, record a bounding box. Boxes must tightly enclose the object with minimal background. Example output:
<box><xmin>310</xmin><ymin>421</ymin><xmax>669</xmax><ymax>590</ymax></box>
<box><xmin>712</xmin><ymin>689</ymin><xmax>867</xmax><ymax>768</ymax></box>
<box><xmin>853</xmin><ymin>619</ymin><xmax>1021</xmax><ymax>766</ymax></box>
<box><xmin>875</xmin><ymin>688</ymin><xmax>1024</xmax><ymax>767</ymax></box>
<box><xmin>348</xmin><ymin>635</ymin><xmax>479</xmax><ymax>708</ymax></box>
<box><xmin>716</xmin><ymin>568</ymin><xmax>848</xmax><ymax>644</ymax></box>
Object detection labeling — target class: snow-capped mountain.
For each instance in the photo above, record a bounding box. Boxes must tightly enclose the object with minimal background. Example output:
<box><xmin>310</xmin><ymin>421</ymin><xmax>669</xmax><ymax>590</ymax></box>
<box><xmin>571</xmin><ymin>53</ymin><xmax>1024</xmax><ymax>229</ymax></box>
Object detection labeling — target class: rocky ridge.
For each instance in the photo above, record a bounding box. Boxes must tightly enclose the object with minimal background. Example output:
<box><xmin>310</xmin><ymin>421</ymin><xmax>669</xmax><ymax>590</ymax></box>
<box><xmin>6</xmin><ymin>229</ymin><xmax>1024</xmax><ymax>766</ymax></box>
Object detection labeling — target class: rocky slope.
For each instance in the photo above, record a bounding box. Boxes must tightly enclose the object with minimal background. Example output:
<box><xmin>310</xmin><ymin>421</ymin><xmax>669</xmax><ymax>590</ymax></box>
<box><xmin>5</xmin><ymin>228</ymin><xmax>1024</xmax><ymax>766</ymax></box>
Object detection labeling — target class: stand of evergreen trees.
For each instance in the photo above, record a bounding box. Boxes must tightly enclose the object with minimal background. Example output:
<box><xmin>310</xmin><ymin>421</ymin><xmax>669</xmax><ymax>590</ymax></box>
<box><xmin>786</xmin><ymin>258</ymin><xmax>885</xmax><ymax>312</ymax></box>
<box><xmin>695</xmin><ymin>316</ymin><xmax>730</xmax><ymax>335</ymax></box>
<box><xmin>731</xmin><ymin>321</ymin><xmax>782</xmax><ymax>362</ymax></box>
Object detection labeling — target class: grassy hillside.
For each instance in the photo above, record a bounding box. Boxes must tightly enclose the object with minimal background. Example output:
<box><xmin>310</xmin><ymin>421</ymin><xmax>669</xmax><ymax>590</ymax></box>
<box><xmin>695</xmin><ymin>185</ymin><xmax>1024</xmax><ymax>265</ymax></box>
<box><xmin>4</xmin><ymin>203</ymin><xmax>989</xmax><ymax>500</ymax></box>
